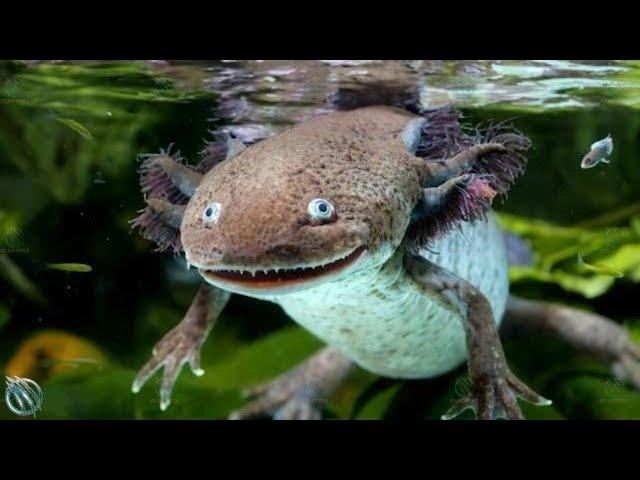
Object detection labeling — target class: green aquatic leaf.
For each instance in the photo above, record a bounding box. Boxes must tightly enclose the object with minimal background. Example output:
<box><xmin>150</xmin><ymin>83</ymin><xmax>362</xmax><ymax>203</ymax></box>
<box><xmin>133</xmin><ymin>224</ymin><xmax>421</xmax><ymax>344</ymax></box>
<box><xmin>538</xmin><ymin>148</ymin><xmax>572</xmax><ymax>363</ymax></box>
<box><xmin>0</xmin><ymin>254</ymin><xmax>45</xmax><ymax>304</ymax></box>
<box><xmin>354</xmin><ymin>384</ymin><xmax>401</xmax><ymax>420</ymax></box>
<box><xmin>46</xmin><ymin>262</ymin><xmax>93</xmax><ymax>273</ymax></box>
<box><xmin>509</xmin><ymin>266</ymin><xmax>615</xmax><ymax>299</ymax></box>
<box><xmin>56</xmin><ymin>117</ymin><xmax>93</xmax><ymax>140</ymax></box>
<box><xmin>604</xmin><ymin>244</ymin><xmax>640</xmax><ymax>281</ymax></box>
<box><xmin>0</xmin><ymin>210</ymin><xmax>47</xmax><ymax>305</ymax></box>
<box><xmin>576</xmin><ymin>254</ymin><xmax>624</xmax><ymax>278</ymax></box>
<box><xmin>498</xmin><ymin>212</ymin><xmax>640</xmax><ymax>298</ymax></box>
<box><xmin>200</xmin><ymin>326</ymin><xmax>323</xmax><ymax>391</ymax></box>
<box><xmin>552</xmin><ymin>375</ymin><xmax>640</xmax><ymax>419</ymax></box>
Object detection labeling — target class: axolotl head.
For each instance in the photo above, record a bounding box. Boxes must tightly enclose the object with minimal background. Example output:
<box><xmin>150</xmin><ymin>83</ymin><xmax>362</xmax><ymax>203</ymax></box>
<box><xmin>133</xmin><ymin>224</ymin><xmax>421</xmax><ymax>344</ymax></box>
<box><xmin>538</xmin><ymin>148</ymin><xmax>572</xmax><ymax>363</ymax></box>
<box><xmin>181</xmin><ymin>107</ymin><xmax>426</xmax><ymax>296</ymax></box>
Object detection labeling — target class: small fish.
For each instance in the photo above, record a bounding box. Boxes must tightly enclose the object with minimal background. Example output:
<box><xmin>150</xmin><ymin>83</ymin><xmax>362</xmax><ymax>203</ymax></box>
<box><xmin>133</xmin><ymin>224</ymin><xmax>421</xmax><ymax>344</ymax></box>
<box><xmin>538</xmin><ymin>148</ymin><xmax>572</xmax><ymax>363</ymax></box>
<box><xmin>581</xmin><ymin>134</ymin><xmax>613</xmax><ymax>169</ymax></box>
<box><xmin>46</xmin><ymin>263</ymin><xmax>93</xmax><ymax>273</ymax></box>
<box><xmin>576</xmin><ymin>253</ymin><xmax>623</xmax><ymax>278</ymax></box>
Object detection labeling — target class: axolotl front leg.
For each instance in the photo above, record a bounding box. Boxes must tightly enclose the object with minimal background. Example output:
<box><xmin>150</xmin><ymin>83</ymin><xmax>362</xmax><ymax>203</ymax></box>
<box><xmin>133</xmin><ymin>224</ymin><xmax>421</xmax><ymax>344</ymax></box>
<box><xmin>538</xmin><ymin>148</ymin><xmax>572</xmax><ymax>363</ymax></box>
<box><xmin>130</xmin><ymin>138</ymin><xmax>242</xmax><ymax>409</ymax></box>
<box><xmin>406</xmin><ymin>254</ymin><xmax>551</xmax><ymax>419</ymax></box>
<box><xmin>132</xmin><ymin>284</ymin><xmax>230</xmax><ymax>410</ymax></box>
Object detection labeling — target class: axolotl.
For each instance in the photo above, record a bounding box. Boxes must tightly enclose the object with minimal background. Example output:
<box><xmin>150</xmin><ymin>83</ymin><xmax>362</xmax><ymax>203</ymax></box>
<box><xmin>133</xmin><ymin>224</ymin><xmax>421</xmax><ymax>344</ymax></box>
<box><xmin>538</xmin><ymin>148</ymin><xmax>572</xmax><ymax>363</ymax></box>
<box><xmin>131</xmin><ymin>103</ymin><xmax>640</xmax><ymax>420</ymax></box>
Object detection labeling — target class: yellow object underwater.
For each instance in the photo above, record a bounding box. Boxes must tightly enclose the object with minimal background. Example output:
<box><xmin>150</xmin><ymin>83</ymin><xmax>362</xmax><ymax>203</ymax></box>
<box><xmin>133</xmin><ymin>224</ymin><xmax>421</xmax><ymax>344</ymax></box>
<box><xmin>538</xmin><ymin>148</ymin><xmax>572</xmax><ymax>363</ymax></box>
<box><xmin>5</xmin><ymin>330</ymin><xmax>107</xmax><ymax>380</ymax></box>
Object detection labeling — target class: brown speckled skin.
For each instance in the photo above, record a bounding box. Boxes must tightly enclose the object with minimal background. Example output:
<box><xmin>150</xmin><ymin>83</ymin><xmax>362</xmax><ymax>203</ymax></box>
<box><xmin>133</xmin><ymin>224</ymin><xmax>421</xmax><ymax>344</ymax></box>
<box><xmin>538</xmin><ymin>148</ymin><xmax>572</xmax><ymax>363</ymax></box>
<box><xmin>181</xmin><ymin>106</ymin><xmax>426</xmax><ymax>269</ymax></box>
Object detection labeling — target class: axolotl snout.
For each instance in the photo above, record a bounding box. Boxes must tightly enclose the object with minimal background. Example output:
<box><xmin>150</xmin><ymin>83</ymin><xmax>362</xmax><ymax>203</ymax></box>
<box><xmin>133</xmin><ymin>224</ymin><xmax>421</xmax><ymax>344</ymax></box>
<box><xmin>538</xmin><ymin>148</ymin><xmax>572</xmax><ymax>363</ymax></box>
<box><xmin>132</xmin><ymin>103</ymin><xmax>640</xmax><ymax>419</ymax></box>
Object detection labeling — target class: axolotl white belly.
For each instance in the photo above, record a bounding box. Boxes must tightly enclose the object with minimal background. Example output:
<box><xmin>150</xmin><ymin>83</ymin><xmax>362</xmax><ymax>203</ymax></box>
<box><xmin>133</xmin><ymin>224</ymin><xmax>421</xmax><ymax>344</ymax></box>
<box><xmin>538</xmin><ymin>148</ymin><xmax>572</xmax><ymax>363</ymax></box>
<box><xmin>269</xmin><ymin>213</ymin><xmax>509</xmax><ymax>379</ymax></box>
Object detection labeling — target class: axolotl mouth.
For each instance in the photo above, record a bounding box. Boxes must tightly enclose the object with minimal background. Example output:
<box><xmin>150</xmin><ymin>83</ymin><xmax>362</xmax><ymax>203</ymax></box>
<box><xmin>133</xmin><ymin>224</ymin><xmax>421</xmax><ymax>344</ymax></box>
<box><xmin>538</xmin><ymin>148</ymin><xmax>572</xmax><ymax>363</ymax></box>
<box><xmin>198</xmin><ymin>245</ymin><xmax>368</xmax><ymax>295</ymax></box>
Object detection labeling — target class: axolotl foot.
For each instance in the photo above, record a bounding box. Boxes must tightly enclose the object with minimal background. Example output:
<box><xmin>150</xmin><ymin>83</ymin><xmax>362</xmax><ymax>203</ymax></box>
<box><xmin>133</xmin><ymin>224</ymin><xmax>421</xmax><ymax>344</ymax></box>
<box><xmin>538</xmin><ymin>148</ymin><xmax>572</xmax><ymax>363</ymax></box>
<box><xmin>132</xmin><ymin>319</ymin><xmax>207</xmax><ymax>411</ymax></box>
<box><xmin>132</xmin><ymin>284</ymin><xmax>229</xmax><ymax>411</ymax></box>
<box><xmin>443</xmin><ymin>369</ymin><xmax>551</xmax><ymax>420</ymax></box>
<box><xmin>229</xmin><ymin>346</ymin><xmax>354</xmax><ymax>420</ymax></box>
<box><xmin>230</xmin><ymin>380</ymin><xmax>323</xmax><ymax>420</ymax></box>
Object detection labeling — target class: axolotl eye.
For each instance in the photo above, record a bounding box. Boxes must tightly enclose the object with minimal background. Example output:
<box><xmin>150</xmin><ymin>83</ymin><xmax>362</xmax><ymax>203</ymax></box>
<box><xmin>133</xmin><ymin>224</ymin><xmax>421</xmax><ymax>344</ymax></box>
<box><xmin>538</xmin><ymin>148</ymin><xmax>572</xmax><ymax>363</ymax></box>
<box><xmin>307</xmin><ymin>198</ymin><xmax>334</xmax><ymax>221</ymax></box>
<box><xmin>203</xmin><ymin>202</ymin><xmax>221</xmax><ymax>225</ymax></box>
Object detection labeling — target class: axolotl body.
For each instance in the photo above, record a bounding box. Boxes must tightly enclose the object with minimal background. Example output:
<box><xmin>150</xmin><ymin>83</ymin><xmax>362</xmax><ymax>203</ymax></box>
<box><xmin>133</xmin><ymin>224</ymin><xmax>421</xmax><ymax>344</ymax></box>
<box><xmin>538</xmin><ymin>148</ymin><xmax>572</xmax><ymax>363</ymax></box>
<box><xmin>131</xmin><ymin>104</ymin><xmax>640</xmax><ymax>420</ymax></box>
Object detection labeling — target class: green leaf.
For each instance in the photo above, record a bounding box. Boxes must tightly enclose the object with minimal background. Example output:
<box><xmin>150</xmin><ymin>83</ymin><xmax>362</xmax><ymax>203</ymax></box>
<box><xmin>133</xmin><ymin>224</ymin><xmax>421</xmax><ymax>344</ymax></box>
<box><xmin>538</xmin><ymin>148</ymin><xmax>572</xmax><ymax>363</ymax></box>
<box><xmin>354</xmin><ymin>384</ymin><xmax>401</xmax><ymax>419</ymax></box>
<box><xmin>509</xmin><ymin>266</ymin><xmax>615</xmax><ymax>299</ymax></box>
<box><xmin>56</xmin><ymin>118</ymin><xmax>93</xmax><ymax>140</ymax></box>
<box><xmin>0</xmin><ymin>254</ymin><xmax>45</xmax><ymax>304</ymax></box>
<box><xmin>45</xmin><ymin>262</ymin><xmax>93</xmax><ymax>273</ymax></box>
<box><xmin>200</xmin><ymin>326</ymin><xmax>323</xmax><ymax>391</ymax></box>
<box><xmin>552</xmin><ymin>375</ymin><xmax>640</xmax><ymax>419</ymax></box>
<box><xmin>498</xmin><ymin>212</ymin><xmax>640</xmax><ymax>298</ymax></box>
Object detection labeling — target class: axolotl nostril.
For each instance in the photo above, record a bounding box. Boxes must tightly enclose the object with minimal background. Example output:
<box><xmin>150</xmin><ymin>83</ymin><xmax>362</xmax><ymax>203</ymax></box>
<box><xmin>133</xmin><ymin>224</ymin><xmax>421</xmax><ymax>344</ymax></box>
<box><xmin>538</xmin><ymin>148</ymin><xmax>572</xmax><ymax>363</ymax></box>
<box><xmin>131</xmin><ymin>103</ymin><xmax>640</xmax><ymax>419</ymax></box>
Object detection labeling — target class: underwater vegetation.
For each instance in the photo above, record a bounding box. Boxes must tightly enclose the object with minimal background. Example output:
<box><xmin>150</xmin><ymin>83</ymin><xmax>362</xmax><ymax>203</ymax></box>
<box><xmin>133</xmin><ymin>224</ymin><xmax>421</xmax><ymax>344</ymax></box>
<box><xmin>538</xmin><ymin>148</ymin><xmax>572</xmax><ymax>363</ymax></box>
<box><xmin>1</xmin><ymin>60</ymin><xmax>640</xmax><ymax>419</ymax></box>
